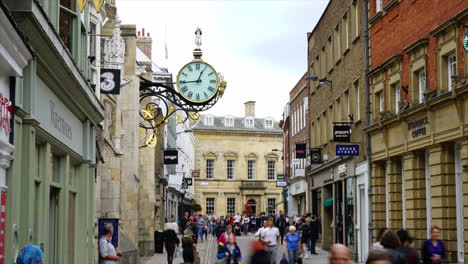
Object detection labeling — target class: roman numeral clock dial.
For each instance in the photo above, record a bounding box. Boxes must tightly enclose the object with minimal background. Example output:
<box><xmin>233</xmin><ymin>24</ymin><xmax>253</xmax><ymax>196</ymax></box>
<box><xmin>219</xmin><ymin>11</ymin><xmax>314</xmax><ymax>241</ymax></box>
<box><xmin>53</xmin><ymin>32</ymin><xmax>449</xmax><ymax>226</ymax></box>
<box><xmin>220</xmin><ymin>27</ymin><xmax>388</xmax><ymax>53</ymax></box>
<box><xmin>176</xmin><ymin>61</ymin><xmax>220</xmax><ymax>104</ymax></box>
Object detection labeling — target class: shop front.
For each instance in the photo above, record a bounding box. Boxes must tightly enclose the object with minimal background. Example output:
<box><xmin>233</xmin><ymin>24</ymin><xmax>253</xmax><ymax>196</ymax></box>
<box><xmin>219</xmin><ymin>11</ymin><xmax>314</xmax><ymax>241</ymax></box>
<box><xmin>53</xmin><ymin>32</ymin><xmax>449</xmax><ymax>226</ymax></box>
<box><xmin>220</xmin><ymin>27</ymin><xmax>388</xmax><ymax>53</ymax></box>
<box><xmin>290</xmin><ymin>177</ymin><xmax>307</xmax><ymax>216</ymax></box>
<box><xmin>308</xmin><ymin>157</ymin><xmax>355</xmax><ymax>252</ymax></box>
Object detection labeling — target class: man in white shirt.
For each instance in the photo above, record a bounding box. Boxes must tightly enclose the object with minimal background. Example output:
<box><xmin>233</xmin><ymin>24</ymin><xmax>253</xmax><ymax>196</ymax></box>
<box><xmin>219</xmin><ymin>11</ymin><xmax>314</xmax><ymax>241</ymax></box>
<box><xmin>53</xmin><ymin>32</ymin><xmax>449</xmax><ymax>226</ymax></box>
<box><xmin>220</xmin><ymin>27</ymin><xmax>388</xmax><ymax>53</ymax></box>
<box><xmin>233</xmin><ymin>212</ymin><xmax>242</xmax><ymax>224</ymax></box>
<box><xmin>255</xmin><ymin>220</ymin><xmax>268</xmax><ymax>238</ymax></box>
<box><xmin>260</xmin><ymin>217</ymin><xmax>280</xmax><ymax>264</ymax></box>
<box><xmin>207</xmin><ymin>211</ymin><xmax>217</xmax><ymax>236</ymax></box>
<box><xmin>99</xmin><ymin>224</ymin><xmax>121</xmax><ymax>264</ymax></box>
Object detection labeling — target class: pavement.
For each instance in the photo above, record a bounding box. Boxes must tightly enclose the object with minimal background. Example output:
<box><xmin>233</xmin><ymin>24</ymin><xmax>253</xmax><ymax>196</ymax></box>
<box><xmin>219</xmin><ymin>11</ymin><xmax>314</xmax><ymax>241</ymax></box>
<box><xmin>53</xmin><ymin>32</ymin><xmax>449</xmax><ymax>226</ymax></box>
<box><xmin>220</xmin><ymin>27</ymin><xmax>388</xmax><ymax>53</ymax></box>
<box><xmin>142</xmin><ymin>233</ymin><xmax>329</xmax><ymax>264</ymax></box>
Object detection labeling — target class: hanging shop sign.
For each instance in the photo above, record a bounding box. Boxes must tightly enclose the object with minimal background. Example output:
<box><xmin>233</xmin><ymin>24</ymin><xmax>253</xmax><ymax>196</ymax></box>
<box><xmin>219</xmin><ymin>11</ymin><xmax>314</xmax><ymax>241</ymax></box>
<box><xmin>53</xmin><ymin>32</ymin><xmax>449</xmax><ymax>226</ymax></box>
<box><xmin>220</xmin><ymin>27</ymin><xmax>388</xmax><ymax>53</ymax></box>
<box><xmin>463</xmin><ymin>33</ymin><xmax>468</xmax><ymax>53</ymax></box>
<box><xmin>98</xmin><ymin>218</ymin><xmax>119</xmax><ymax>248</ymax></box>
<box><xmin>181</xmin><ymin>177</ymin><xmax>193</xmax><ymax>189</ymax></box>
<box><xmin>295</xmin><ymin>168</ymin><xmax>305</xmax><ymax>177</ymax></box>
<box><xmin>277</xmin><ymin>174</ymin><xmax>285</xmax><ymax>180</ymax></box>
<box><xmin>276</xmin><ymin>181</ymin><xmax>287</xmax><ymax>187</ymax></box>
<box><xmin>295</xmin><ymin>143</ymin><xmax>307</xmax><ymax>159</ymax></box>
<box><xmin>100</xmin><ymin>68</ymin><xmax>121</xmax><ymax>94</ymax></box>
<box><xmin>333</xmin><ymin>125</ymin><xmax>351</xmax><ymax>142</ymax></box>
<box><xmin>336</xmin><ymin>145</ymin><xmax>359</xmax><ymax>156</ymax></box>
<box><xmin>192</xmin><ymin>170</ymin><xmax>200</xmax><ymax>177</ymax></box>
<box><xmin>310</xmin><ymin>148</ymin><xmax>322</xmax><ymax>164</ymax></box>
<box><xmin>338</xmin><ymin>164</ymin><xmax>347</xmax><ymax>177</ymax></box>
<box><xmin>408</xmin><ymin>116</ymin><xmax>428</xmax><ymax>138</ymax></box>
<box><xmin>0</xmin><ymin>94</ymin><xmax>12</xmax><ymax>135</ymax></box>
<box><xmin>163</xmin><ymin>150</ymin><xmax>178</xmax><ymax>164</ymax></box>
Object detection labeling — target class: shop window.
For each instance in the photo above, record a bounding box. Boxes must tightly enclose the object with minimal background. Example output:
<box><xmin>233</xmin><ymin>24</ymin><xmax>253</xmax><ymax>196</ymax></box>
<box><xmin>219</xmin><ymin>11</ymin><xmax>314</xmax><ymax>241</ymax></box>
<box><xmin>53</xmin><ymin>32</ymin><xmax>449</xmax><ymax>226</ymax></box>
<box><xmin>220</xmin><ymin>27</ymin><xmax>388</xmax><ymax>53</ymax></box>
<box><xmin>49</xmin><ymin>187</ymin><xmax>60</xmax><ymax>264</ymax></box>
<box><xmin>345</xmin><ymin>177</ymin><xmax>354</xmax><ymax>247</ymax></box>
<box><xmin>267</xmin><ymin>198</ymin><xmax>276</xmax><ymax>216</ymax></box>
<box><xmin>447</xmin><ymin>54</ymin><xmax>457</xmax><ymax>91</ymax></box>
<box><xmin>68</xmin><ymin>193</ymin><xmax>76</xmax><ymax>264</ymax></box>
<box><xmin>248</xmin><ymin>160</ymin><xmax>256</xmax><ymax>180</ymax></box>
<box><xmin>206</xmin><ymin>198</ymin><xmax>215</xmax><ymax>215</ymax></box>
<box><xmin>227</xmin><ymin>198</ymin><xmax>236</xmax><ymax>215</ymax></box>
<box><xmin>206</xmin><ymin>159</ymin><xmax>214</xmax><ymax>179</ymax></box>
<box><xmin>227</xmin><ymin>160</ymin><xmax>235</xmax><ymax>180</ymax></box>
<box><xmin>51</xmin><ymin>154</ymin><xmax>62</xmax><ymax>184</ymax></box>
<box><xmin>59</xmin><ymin>0</ymin><xmax>77</xmax><ymax>53</ymax></box>
<box><xmin>267</xmin><ymin>161</ymin><xmax>276</xmax><ymax>180</ymax></box>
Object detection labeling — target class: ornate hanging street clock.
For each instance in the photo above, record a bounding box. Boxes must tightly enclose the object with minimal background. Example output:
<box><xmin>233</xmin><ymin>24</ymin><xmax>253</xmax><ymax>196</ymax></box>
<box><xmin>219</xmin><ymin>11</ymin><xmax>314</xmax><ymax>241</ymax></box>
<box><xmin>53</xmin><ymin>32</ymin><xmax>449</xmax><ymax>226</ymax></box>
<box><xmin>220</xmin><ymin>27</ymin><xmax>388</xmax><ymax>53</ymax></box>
<box><xmin>176</xmin><ymin>28</ymin><xmax>221</xmax><ymax>104</ymax></box>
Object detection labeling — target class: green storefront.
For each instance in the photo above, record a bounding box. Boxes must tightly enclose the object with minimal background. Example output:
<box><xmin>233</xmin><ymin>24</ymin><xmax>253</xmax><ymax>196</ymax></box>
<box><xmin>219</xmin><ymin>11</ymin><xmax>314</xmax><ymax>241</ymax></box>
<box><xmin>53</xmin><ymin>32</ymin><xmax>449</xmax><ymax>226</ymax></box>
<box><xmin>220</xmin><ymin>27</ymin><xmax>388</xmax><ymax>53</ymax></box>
<box><xmin>4</xmin><ymin>0</ymin><xmax>104</xmax><ymax>263</ymax></box>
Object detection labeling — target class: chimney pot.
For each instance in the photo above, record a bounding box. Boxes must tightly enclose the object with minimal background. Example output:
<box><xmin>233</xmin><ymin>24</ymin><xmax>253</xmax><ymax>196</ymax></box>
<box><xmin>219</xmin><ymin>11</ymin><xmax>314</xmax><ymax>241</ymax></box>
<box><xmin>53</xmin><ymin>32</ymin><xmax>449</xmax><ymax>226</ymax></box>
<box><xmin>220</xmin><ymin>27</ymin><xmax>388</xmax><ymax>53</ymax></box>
<box><xmin>147</xmin><ymin>32</ymin><xmax>150</xmax><ymax>37</ymax></box>
<box><xmin>138</xmin><ymin>31</ymin><xmax>141</xmax><ymax>36</ymax></box>
<box><xmin>142</xmin><ymin>28</ymin><xmax>145</xmax><ymax>37</ymax></box>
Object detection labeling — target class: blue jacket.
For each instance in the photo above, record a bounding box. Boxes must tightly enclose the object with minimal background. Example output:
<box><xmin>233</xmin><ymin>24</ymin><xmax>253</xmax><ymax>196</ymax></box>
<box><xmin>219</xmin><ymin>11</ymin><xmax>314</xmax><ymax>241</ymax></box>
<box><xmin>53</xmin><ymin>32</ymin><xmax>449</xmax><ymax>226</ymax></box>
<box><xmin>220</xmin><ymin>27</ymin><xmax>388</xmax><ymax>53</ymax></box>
<box><xmin>216</xmin><ymin>244</ymin><xmax>242</xmax><ymax>263</ymax></box>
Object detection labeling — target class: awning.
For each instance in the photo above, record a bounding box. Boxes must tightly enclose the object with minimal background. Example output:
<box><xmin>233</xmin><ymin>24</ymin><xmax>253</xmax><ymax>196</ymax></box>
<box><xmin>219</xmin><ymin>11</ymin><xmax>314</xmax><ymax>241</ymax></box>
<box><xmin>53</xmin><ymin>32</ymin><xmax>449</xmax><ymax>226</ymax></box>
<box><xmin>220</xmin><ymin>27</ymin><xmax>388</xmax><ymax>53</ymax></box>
<box><xmin>323</xmin><ymin>197</ymin><xmax>333</xmax><ymax>207</ymax></box>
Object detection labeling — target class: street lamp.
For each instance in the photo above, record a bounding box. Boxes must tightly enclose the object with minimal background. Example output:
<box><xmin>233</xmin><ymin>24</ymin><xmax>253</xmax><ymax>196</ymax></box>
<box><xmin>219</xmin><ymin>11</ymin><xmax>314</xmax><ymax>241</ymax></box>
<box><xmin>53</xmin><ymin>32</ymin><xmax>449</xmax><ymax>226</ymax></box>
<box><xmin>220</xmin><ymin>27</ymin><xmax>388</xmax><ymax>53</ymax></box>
<box><xmin>305</xmin><ymin>76</ymin><xmax>332</xmax><ymax>91</ymax></box>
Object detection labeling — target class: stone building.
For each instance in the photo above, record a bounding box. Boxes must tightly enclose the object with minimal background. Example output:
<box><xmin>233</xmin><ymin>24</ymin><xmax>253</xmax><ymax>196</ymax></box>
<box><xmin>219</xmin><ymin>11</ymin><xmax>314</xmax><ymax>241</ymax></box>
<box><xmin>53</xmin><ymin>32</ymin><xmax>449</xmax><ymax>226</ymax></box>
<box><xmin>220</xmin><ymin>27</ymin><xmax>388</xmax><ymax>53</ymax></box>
<box><xmin>4</xmin><ymin>1</ymin><xmax>104</xmax><ymax>263</ymax></box>
<box><xmin>306</xmin><ymin>0</ymin><xmax>368</xmax><ymax>260</ymax></box>
<box><xmin>192</xmin><ymin>102</ymin><xmax>284</xmax><ymax>217</ymax></box>
<box><xmin>285</xmin><ymin>73</ymin><xmax>310</xmax><ymax>217</ymax></box>
<box><xmin>366</xmin><ymin>1</ymin><xmax>468</xmax><ymax>262</ymax></box>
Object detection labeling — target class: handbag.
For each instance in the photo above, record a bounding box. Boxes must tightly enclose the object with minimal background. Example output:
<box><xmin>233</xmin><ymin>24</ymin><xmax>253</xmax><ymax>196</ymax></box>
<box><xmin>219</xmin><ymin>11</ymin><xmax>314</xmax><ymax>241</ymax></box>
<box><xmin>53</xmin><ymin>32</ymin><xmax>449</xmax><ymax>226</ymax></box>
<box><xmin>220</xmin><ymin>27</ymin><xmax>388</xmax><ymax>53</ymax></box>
<box><xmin>175</xmin><ymin>248</ymin><xmax>181</xmax><ymax>257</ymax></box>
<box><xmin>280</xmin><ymin>253</ymin><xmax>289</xmax><ymax>264</ymax></box>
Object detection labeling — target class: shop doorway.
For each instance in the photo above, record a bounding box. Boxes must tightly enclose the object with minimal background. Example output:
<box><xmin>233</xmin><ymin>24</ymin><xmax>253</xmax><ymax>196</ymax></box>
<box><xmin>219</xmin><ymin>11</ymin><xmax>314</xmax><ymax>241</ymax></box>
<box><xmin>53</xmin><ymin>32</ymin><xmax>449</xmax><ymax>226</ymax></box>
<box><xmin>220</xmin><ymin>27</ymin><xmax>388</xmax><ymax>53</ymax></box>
<box><xmin>335</xmin><ymin>181</ymin><xmax>344</xmax><ymax>244</ymax></box>
<box><xmin>247</xmin><ymin>199</ymin><xmax>256</xmax><ymax>215</ymax></box>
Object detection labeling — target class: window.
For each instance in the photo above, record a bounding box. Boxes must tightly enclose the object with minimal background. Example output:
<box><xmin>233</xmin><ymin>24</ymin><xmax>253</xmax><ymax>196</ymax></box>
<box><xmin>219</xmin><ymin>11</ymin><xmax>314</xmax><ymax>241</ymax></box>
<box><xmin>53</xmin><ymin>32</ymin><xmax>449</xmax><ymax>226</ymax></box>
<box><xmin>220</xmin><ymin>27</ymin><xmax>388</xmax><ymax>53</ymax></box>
<box><xmin>227</xmin><ymin>160</ymin><xmax>235</xmax><ymax>179</ymax></box>
<box><xmin>52</xmin><ymin>154</ymin><xmax>62</xmax><ymax>183</ymax></box>
<box><xmin>49</xmin><ymin>188</ymin><xmax>60</xmax><ymax>264</ymax></box>
<box><xmin>265</xmin><ymin>119</ymin><xmax>273</xmax><ymax>129</ymax></box>
<box><xmin>225</xmin><ymin>116</ymin><xmax>234</xmax><ymax>127</ymax></box>
<box><xmin>418</xmin><ymin>70</ymin><xmax>426</xmax><ymax>103</ymax></box>
<box><xmin>248</xmin><ymin>160</ymin><xmax>256</xmax><ymax>180</ymax></box>
<box><xmin>206</xmin><ymin>198</ymin><xmax>215</xmax><ymax>214</ymax></box>
<box><xmin>379</xmin><ymin>92</ymin><xmax>384</xmax><ymax>112</ymax></box>
<box><xmin>354</xmin><ymin>80</ymin><xmax>360</xmax><ymax>120</ymax></box>
<box><xmin>89</xmin><ymin>22</ymin><xmax>97</xmax><ymax>63</ymax></box>
<box><xmin>376</xmin><ymin>0</ymin><xmax>382</xmax><ymax>12</ymax></box>
<box><xmin>204</xmin><ymin>116</ymin><xmax>214</xmax><ymax>126</ymax></box>
<box><xmin>206</xmin><ymin>159</ymin><xmax>214</xmax><ymax>179</ymax></box>
<box><xmin>68</xmin><ymin>193</ymin><xmax>75</xmax><ymax>264</ymax></box>
<box><xmin>267</xmin><ymin>198</ymin><xmax>276</xmax><ymax>215</ymax></box>
<box><xmin>267</xmin><ymin>161</ymin><xmax>276</xmax><ymax>180</ymax></box>
<box><xmin>448</xmin><ymin>54</ymin><xmax>456</xmax><ymax>91</ymax></box>
<box><xmin>59</xmin><ymin>0</ymin><xmax>77</xmax><ymax>53</ymax></box>
<box><xmin>335</xmin><ymin>26</ymin><xmax>341</xmax><ymax>61</ymax></box>
<box><xmin>245</xmin><ymin>117</ymin><xmax>254</xmax><ymax>127</ymax></box>
<box><xmin>352</xmin><ymin>0</ymin><xmax>359</xmax><ymax>38</ymax></box>
<box><xmin>392</xmin><ymin>82</ymin><xmax>400</xmax><ymax>113</ymax></box>
<box><xmin>227</xmin><ymin>198</ymin><xmax>236</xmax><ymax>215</ymax></box>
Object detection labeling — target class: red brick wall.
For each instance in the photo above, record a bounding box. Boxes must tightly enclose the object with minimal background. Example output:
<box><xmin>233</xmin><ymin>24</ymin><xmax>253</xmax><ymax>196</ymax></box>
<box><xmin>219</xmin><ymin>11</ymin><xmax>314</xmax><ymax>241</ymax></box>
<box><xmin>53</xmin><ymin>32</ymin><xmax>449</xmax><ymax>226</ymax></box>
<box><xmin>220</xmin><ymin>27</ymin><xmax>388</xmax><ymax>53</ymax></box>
<box><xmin>371</xmin><ymin>0</ymin><xmax>468</xmax><ymax>69</ymax></box>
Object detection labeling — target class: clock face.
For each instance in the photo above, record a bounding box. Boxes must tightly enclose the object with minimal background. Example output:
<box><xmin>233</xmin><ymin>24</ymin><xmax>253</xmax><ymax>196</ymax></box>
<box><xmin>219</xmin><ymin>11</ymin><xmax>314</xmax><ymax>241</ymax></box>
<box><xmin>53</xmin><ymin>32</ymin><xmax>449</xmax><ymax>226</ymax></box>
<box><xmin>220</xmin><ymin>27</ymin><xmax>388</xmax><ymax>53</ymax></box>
<box><xmin>176</xmin><ymin>61</ymin><xmax>219</xmax><ymax>103</ymax></box>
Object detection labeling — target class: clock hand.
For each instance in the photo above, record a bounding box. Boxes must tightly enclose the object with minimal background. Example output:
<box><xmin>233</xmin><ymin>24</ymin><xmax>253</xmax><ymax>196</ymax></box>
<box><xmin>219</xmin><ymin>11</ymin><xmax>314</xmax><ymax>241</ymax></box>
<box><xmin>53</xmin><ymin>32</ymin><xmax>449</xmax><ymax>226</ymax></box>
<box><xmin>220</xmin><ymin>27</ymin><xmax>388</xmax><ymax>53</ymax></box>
<box><xmin>196</xmin><ymin>65</ymin><xmax>209</xmax><ymax>82</ymax></box>
<box><xmin>180</xmin><ymin>80</ymin><xmax>200</xmax><ymax>84</ymax></box>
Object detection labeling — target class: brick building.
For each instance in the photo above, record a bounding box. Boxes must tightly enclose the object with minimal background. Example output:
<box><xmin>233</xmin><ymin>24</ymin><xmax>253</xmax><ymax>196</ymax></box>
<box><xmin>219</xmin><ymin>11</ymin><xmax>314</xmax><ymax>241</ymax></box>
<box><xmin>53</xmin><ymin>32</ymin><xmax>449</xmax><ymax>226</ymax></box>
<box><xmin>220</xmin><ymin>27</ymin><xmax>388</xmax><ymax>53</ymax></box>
<box><xmin>286</xmin><ymin>73</ymin><xmax>310</xmax><ymax>216</ymax></box>
<box><xmin>306</xmin><ymin>0</ymin><xmax>368</xmax><ymax>260</ymax></box>
<box><xmin>366</xmin><ymin>0</ymin><xmax>468</xmax><ymax>262</ymax></box>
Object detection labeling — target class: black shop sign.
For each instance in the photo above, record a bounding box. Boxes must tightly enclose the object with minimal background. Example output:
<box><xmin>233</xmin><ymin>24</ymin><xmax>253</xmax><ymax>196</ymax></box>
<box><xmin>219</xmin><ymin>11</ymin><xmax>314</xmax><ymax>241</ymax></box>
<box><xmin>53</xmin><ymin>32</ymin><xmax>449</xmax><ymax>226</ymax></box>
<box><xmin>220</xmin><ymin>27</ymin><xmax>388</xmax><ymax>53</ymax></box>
<box><xmin>295</xmin><ymin>143</ymin><xmax>307</xmax><ymax>159</ymax></box>
<box><xmin>163</xmin><ymin>150</ymin><xmax>178</xmax><ymax>164</ymax></box>
<box><xmin>310</xmin><ymin>148</ymin><xmax>322</xmax><ymax>164</ymax></box>
<box><xmin>408</xmin><ymin>117</ymin><xmax>428</xmax><ymax>138</ymax></box>
<box><xmin>333</xmin><ymin>125</ymin><xmax>351</xmax><ymax>142</ymax></box>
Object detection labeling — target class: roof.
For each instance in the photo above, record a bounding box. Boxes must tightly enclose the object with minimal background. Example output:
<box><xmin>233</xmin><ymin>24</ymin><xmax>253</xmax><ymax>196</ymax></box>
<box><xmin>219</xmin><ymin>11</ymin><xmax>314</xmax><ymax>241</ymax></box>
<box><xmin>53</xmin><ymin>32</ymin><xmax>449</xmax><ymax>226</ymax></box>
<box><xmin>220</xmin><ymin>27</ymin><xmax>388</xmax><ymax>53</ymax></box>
<box><xmin>193</xmin><ymin>115</ymin><xmax>283</xmax><ymax>133</ymax></box>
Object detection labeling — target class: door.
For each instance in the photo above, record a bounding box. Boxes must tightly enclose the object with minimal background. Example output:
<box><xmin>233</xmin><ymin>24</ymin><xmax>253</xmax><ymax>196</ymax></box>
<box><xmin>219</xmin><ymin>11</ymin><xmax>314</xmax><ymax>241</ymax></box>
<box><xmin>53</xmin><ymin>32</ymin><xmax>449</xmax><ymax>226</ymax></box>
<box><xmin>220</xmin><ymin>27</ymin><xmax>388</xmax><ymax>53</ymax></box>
<box><xmin>49</xmin><ymin>188</ymin><xmax>60</xmax><ymax>264</ymax></box>
<box><xmin>358</xmin><ymin>184</ymin><xmax>368</xmax><ymax>263</ymax></box>
<box><xmin>247</xmin><ymin>199</ymin><xmax>256</xmax><ymax>215</ymax></box>
<box><xmin>455</xmin><ymin>142</ymin><xmax>464</xmax><ymax>263</ymax></box>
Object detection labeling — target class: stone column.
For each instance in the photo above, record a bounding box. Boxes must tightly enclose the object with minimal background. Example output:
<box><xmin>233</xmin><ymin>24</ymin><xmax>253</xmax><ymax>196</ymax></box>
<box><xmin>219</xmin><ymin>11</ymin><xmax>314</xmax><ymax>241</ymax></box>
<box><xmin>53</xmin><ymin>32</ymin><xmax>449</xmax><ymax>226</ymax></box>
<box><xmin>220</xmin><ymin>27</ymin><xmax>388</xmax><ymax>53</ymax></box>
<box><xmin>387</xmin><ymin>159</ymin><xmax>403</xmax><ymax>230</ymax></box>
<box><xmin>460</xmin><ymin>139</ymin><xmax>468</xmax><ymax>262</ymax></box>
<box><xmin>371</xmin><ymin>162</ymin><xmax>386</xmax><ymax>242</ymax></box>
<box><xmin>428</xmin><ymin>144</ymin><xmax>456</xmax><ymax>263</ymax></box>
<box><xmin>403</xmin><ymin>152</ymin><xmax>427</xmax><ymax>247</ymax></box>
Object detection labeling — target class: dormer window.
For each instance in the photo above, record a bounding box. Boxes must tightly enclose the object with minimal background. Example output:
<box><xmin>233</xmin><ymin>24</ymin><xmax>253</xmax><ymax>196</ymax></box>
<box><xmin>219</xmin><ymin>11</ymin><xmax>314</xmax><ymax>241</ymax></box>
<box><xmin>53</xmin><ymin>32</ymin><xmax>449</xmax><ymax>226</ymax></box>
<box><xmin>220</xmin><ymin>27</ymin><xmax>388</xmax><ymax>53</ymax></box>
<box><xmin>204</xmin><ymin>116</ymin><xmax>214</xmax><ymax>126</ymax></box>
<box><xmin>265</xmin><ymin>118</ymin><xmax>273</xmax><ymax>129</ymax></box>
<box><xmin>245</xmin><ymin>117</ymin><xmax>254</xmax><ymax>127</ymax></box>
<box><xmin>225</xmin><ymin>116</ymin><xmax>234</xmax><ymax>127</ymax></box>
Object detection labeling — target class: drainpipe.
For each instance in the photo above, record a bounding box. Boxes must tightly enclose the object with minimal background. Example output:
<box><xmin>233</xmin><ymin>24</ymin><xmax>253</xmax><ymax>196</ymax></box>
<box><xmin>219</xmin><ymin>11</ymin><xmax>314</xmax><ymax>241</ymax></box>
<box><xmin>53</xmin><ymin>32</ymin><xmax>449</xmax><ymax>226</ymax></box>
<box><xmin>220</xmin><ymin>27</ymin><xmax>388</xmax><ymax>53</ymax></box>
<box><xmin>364</xmin><ymin>0</ymin><xmax>373</xmax><ymax>250</ymax></box>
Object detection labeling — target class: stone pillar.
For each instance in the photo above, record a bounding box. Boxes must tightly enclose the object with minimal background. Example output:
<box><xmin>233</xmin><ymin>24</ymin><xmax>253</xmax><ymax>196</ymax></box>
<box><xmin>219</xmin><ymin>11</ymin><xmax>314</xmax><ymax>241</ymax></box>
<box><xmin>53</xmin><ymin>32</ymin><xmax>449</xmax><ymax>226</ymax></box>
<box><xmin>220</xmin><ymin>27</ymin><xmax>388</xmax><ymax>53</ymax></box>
<box><xmin>371</xmin><ymin>162</ymin><xmax>386</xmax><ymax>241</ymax></box>
<box><xmin>460</xmin><ymin>139</ymin><xmax>468</xmax><ymax>262</ymax></box>
<box><xmin>428</xmin><ymin>144</ymin><xmax>457</xmax><ymax>263</ymax></box>
<box><xmin>387</xmin><ymin>159</ymin><xmax>403</xmax><ymax>230</ymax></box>
<box><xmin>403</xmin><ymin>152</ymin><xmax>427</xmax><ymax>247</ymax></box>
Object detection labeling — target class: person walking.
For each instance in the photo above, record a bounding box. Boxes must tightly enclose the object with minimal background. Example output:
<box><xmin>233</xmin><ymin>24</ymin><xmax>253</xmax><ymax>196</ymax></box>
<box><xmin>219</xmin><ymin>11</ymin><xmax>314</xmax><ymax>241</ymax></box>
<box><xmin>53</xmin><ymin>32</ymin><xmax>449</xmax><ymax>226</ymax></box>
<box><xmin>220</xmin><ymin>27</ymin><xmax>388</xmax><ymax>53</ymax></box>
<box><xmin>182</xmin><ymin>237</ymin><xmax>196</xmax><ymax>264</ymax></box>
<box><xmin>217</xmin><ymin>225</ymin><xmax>236</xmax><ymax>245</ymax></box>
<box><xmin>256</xmin><ymin>220</ymin><xmax>269</xmax><ymax>240</ymax></box>
<box><xmin>99</xmin><ymin>224</ymin><xmax>121</xmax><ymax>263</ymax></box>
<box><xmin>380</xmin><ymin>230</ymin><xmax>407</xmax><ymax>264</ymax></box>
<box><xmin>163</xmin><ymin>223</ymin><xmax>180</xmax><ymax>264</ymax></box>
<box><xmin>284</xmin><ymin>225</ymin><xmax>301</xmax><ymax>264</ymax></box>
<box><xmin>396</xmin><ymin>229</ymin><xmax>420</xmax><ymax>264</ymax></box>
<box><xmin>422</xmin><ymin>226</ymin><xmax>446</xmax><ymax>264</ymax></box>
<box><xmin>217</xmin><ymin>235</ymin><xmax>242</xmax><ymax>264</ymax></box>
<box><xmin>260</xmin><ymin>217</ymin><xmax>281</xmax><ymax>264</ymax></box>
<box><xmin>181</xmin><ymin>212</ymin><xmax>190</xmax><ymax>234</ymax></box>
<box><xmin>309</xmin><ymin>215</ymin><xmax>319</xmax><ymax>254</ymax></box>
<box><xmin>299</xmin><ymin>218</ymin><xmax>311</xmax><ymax>259</ymax></box>
<box><xmin>197</xmin><ymin>214</ymin><xmax>205</xmax><ymax>243</ymax></box>
<box><xmin>275</xmin><ymin>213</ymin><xmax>287</xmax><ymax>245</ymax></box>
<box><xmin>203</xmin><ymin>214</ymin><xmax>209</xmax><ymax>241</ymax></box>
<box><xmin>329</xmin><ymin>244</ymin><xmax>351</xmax><ymax>264</ymax></box>
<box><xmin>366</xmin><ymin>249</ymin><xmax>393</xmax><ymax>264</ymax></box>
<box><xmin>216</xmin><ymin>219</ymin><xmax>226</xmax><ymax>241</ymax></box>
<box><xmin>250</xmin><ymin>214</ymin><xmax>257</xmax><ymax>233</ymax></box>
<box><xmin>208</xmin><ymin>211</ymin><xmax>217</xmax><ymax>237</ymax></box>
<box><xmin>249</xmin><ymin>240</ymin><xmax>271</xmax><ymax>264</ymax></box>
<box><xmin>373</xmin><ymin>228</ymin><xmax>389</xmax><ymax>249</ymax></box>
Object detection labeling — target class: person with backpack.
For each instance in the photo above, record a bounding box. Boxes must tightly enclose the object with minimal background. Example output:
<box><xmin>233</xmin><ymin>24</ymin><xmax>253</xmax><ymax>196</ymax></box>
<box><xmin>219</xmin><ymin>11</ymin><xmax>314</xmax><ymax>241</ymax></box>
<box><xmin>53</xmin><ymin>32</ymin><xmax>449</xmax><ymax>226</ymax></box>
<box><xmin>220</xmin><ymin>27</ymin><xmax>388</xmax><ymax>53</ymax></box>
<box><xmin>309</xmin><ymin>215</ymin><xmax>319</xmax><ymax>255</ymax></box>
<box><xmin>396</xmin><ymin>229</ymin><xmax>420</xmax><ymax>264</ymax></box>
<box><xmin>163</xmin><ymin>224</ymin><xmax>180</xmax><ymax>264</ymax></box>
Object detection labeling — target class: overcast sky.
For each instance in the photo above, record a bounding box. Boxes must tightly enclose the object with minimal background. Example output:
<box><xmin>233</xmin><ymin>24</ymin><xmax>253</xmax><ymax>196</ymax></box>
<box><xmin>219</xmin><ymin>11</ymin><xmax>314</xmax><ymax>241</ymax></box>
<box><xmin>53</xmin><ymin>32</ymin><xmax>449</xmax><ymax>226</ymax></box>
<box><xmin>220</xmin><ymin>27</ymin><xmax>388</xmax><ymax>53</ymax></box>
<box><xmin>116</xmin><ymin>0</ymin><xmax>329</xmax><ymax>121</ymax></box>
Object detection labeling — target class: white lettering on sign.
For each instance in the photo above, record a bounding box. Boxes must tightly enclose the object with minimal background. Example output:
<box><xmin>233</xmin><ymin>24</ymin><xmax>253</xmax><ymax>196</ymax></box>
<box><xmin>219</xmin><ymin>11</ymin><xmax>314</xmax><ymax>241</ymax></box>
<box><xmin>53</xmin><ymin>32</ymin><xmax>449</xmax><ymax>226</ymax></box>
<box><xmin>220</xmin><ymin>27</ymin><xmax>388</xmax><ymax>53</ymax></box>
<box><xmin>50</xmin><ymin>101</ymin><xmax>72</xmax><ymax>140</ymax></box>
<box><xmin>165</xmin><ymin>155</ymin><xmax>177</xmax><ymax>160</ymax></box>
<box><xmin>0</xmin><ymin>94</ymin><xmax>12</xmax><ymax>134</ymax></box>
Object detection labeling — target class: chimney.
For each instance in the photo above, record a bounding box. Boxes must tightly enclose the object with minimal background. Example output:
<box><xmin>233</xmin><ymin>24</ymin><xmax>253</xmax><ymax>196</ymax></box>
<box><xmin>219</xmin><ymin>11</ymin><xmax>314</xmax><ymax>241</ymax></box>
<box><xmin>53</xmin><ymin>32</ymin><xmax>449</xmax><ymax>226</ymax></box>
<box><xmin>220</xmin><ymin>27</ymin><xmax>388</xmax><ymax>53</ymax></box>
<box><xmin>137</xmin><ymin>27</ymin><xmax>152</xmax><ymax>60</ymax></box>
<box><xmin>244</xmin><ymin>101</ymin><xmax>256</xmax><ymax>117</ymax></box>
